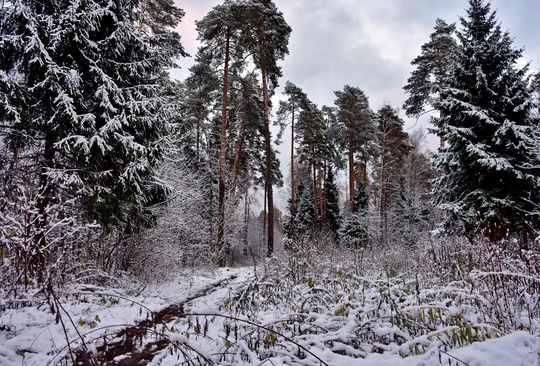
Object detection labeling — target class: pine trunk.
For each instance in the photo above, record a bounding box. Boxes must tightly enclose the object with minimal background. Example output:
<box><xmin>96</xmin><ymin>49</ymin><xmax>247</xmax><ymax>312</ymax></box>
<box><xmin>312</xmin><ymin>157</ymin><xmax>318</xmax><ymax>226</ymax></box>
<box><xmin>231</xmin><ymin>118</ymin><xmax>246</xmax><ymax>188</ymax></box>
<box><xmin>290</xmin><ymin>106</ymin><xmax>296</xmax><ymax>239</ymax></box>
<box><xmin>196</xmin><ymin>105</ymin><xmax>202</xmax><ymax>162</ymax></box>
<box><xmin>217</xmin><ymin>32</ymin><xmax>230</xmax><ymax>267</ymax></box>
<box><xmin>318</xmin><ymin>162</ymin><xmax>323</xmax><ymax>224</ymax></box>
<box><xmin>380</xmin><ymin>155</ymin><xmax>387</xmax><ymax>246</ymax></box>
<box><xmin>260</xmin><ymin>60</ymin><xmax>274</xmax><ymax>257</ymax></box>
<box><xmin>348</xmin><ymin>122</ymin><xmax>355</xmax><ymax>213</ymax></box>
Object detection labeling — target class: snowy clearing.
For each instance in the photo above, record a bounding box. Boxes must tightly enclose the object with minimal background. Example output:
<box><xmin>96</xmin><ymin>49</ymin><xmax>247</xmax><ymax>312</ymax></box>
<box><xmin>1</xmin><ymin>263</ymin><xmax>539</xmax><ymax>365</ymax></box>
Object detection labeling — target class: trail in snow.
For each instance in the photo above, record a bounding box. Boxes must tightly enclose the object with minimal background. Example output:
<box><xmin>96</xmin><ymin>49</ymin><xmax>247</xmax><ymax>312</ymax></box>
<box><xmin>74</xmin><ymin>273</ymin><xmax>241</xmax><ymax>365</ymax></box>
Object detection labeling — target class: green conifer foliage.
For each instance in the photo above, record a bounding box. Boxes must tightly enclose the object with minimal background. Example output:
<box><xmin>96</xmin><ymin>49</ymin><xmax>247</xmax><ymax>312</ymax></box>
<box><xmin>432</xmin><ymin>0</ymin><xmax>540</xmax><ymax>243</ymax></box>
<box><xmin>0</xmin><ymin>0</ymin><xmax>186</xmax><ymax>231</ymax></box>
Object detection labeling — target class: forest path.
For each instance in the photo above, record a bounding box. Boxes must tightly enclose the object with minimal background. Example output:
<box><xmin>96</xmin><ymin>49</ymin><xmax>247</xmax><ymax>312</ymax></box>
<box><xmin>74</xmin><ymin>270</ymin><xmax>248</xmax><ymax>365</ymax></box>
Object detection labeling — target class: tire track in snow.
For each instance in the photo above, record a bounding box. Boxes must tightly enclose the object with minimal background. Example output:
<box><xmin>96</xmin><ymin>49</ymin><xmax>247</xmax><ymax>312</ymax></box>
<box><xmin>74</xmin><ymin>272</ymin><xmax>241</xmax><ymax>365</ymax></box>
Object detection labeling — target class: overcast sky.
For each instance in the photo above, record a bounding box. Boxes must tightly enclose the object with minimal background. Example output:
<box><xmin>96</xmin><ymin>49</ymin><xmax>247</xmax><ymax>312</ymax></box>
<box><xmin>171</xmin><ymin>0</ymin><xmax>539</xmax><ymax>205</ymax></box>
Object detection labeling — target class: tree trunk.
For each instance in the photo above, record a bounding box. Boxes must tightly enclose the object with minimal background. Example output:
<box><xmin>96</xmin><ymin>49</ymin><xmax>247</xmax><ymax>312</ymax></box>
<box><xmin>380</xmin><ymin>158</ymin><xmax>386</xmax><ymax>216</ymax></box>
<box><xmin>312</xmin><ymin>156</ymin><xmax>318</xmax><ymax>226</ymax></box>
<box><xmin>319</xmin><ymin>161</ymin><xmax>327</xmax><ymax>223</ymax></box>
<box><xmin>217</xmin><ymin>32</ymin><xmax>230</xmax><ymax>267</ymax></box>
<box><xmin>348</xmin><ymin>121</ymin><xmax>355</xmax><ymax>213</ymax></box>
<box><xmin>33</xmin><ymin>131</ymin><xmax>55</xmax><ymax>286</ymax></box>
<box><xmin>243</xmin><ymin>184</ymin><xmax>249</xmax><ymax>256</ymax></box>
<box><xmin>439</xmin><ymin>109</ymin><xmax>445</xmax><ymax>148</ymax></box>
<box><xmin>231</xmin><ymin>118</ymin><xmax>246</xmax><ymax>188</ymax></box>
<box><xmin>290</xmin><ymin>106</ymin><xmax>296</xmax><ymax>239</ymax></box>
<box><xmin>196</xmin><ymin>105</ymin><xmax>202</xmax><ymax>163</ymax></box>
<box><xmin>260</xmin><ymin>60</ymin><xmax>274</xmax><ymax>257</ymax></box>
<box><xmin>36</xmin><ymin>132</ymin><xmax>55</xmax><ymax>248</ymax></box>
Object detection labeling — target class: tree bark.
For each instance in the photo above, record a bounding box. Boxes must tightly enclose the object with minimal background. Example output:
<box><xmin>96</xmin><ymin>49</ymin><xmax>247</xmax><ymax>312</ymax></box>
<box><xmin>196</xmin><ymin>105</ymin><xmax>202</xmax><ymax>163</ymax></box>
<box><xmin>380</xmin><ymin>154</ymin><xmax>387</xmax><ymax>242</ymax></box>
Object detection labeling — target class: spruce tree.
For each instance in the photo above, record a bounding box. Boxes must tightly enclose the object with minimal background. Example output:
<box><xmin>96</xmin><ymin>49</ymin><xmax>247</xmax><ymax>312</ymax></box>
<box><xmin>294</xmin><ymin>182</ymin><xmax>315</xmax><ymax>237</ymax></box>
<box><xmin>339</xmin><ymin>180</ymin><xmax>370</xmax><ymax>248</ymax></box>
<box><xmin>433</xmin><ymin>0</ymin><xmax>540</xmax><ymax>243</ymax></box>
<box><xmin>0</xmin><ymin>0</ymin><xmax>186</xmax><ymax>288</ymax></box>
<box><xmin>0</xmin><ymin>0</ymin><xmax>186</xmax><ymax>232</ymax></box>
<box><xmin>324</xmin><ymin>167</ymin><xmax>341</xmax><ymax>236</ymax></box>
<box><xmin>353</xmin><ymin>180</ymin><xmax>369</xmax><ymax>212</ymax></box>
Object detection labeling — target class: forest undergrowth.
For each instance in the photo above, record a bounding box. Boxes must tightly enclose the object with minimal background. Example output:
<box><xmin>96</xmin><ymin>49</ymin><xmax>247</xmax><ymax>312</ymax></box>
<box><xmin>1</xmin><ymin>236</ymin><xmax>539</xmax><ymax>365</ymax></box>
<box><xmin>197</xmin><ymin>237</ymin><xmax>540</xmax><ymax>364</ymax></box>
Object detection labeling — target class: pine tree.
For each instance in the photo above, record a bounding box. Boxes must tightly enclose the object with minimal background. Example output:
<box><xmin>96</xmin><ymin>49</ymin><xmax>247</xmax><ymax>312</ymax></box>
<box><xmin>333</xmin><ymin>85</ymin><xmax>374</xmax><ymax>212</ymax></box>
<box><xmin>373</xmin><ymin>105</ymin><xmax>410</xmax><ymax>224</ymax></box>
<box><xmin>371</xmin><ymin>105</ymin><xmax>410</xmax><ymax>246</ymax></box>
<box><xmin>196</xmin><ymin>1</ymin><xmax>245</xmax><ymax>266</ymax></box>
<box><xmin>198</xmin><ymin>0</ymin><xmax>290</xmax><ymax>259</ymax></box>
<box><xmin>390</xmin><ymin>130</ymin><xmax>436</xmax><ymax>248</ymax></box>
<box><xmin>230</xmin><ymin>72</ymin><xmax>267</xmax><ymax>189</ymax></box>
<box><xmin>179</xmin><ymin>52</ymin><xmax>220</xmax><ymax>163</ymax></box>
<box><xmin>403</xmin><ymin>19</ymin><xmax>457</xmax><ymax>148</ymax></box>
<box><xmin>241</xmin><ymin>0</ymin><xmax>291</xmax><ymax>257</ymax></box>
<box><xmin>276</xmin><ymin>81</ymin><xmax>309</xmax><ymax>239</ymax></box>
<box><xmin>296</xmin><ymin>100</ymin><xmax>331</xmax><ymax>227</ymax></box>
<box><xmin>433</xmin><ymin>0</ymin><xmax>540</xmax><ymax>243</ymax></box>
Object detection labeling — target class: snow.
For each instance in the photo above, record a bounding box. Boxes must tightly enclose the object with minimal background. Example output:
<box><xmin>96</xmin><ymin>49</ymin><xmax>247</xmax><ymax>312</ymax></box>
<box><xmin>358</xmin><ymin>332</ymin><xmax>538</xmax><ymax>366</ymax></box>
<box><xmin>1</xmin><ymin>266</ymin><xmax>539</xmax><ymax>365</ymax></box>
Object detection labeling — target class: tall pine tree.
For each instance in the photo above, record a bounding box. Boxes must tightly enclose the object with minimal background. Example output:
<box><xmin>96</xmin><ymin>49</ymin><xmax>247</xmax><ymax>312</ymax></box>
<box><xmin>276</xmin><ymin>81</ymin><xmax>309</xmax><ymax>239</ymax></box>
<box><xmin>238</xmin><ymin>0</ymin><xmax>291</xmax><ymax>256</ymax></box>
<box><xmin>403</xmin><ymin>18</ymin><xmax>457</xmax><ymax>148</ymax></box>
<box><xmin>196</xmin><ymin>1</ymin><xmax>246</xmax><ymax>266</ymax></box>
<box><xmin>373</xmin><ymin>105</ymin><xmax>409</xmax><ymax>246</ymax></box>
<box><xmin>333</xmin><ymin>85</ymin><xmax>374</xmax><ymax>213</ymax></box>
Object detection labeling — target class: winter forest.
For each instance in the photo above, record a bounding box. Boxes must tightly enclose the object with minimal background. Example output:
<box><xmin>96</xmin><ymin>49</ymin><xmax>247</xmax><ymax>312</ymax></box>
<box><xmin>1</xmin><ymin>0</ymin><xmax>540</xmax><ymax>364</ymax></box>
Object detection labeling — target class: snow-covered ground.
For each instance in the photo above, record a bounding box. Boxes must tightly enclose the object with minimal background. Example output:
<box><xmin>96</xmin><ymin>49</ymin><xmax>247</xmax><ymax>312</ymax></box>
<box><xmin>0</xmin><ymin>267</ymin><xmax>248</xmax><ymax>365</ymax></box>
<box><xmin>0</xmin><ymin>265</ymin><xmax>539</xmax><ymax>365</ymax></box>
